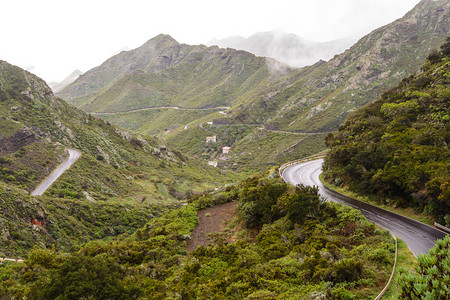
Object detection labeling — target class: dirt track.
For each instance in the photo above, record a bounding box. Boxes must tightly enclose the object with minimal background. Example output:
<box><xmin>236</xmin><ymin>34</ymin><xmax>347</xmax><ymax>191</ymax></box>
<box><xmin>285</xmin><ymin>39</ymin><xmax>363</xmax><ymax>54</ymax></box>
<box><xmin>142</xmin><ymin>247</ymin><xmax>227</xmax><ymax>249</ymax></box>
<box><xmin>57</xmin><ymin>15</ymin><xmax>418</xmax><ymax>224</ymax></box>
<box><xmin>186</xmin><ymin>201</ymin><xmax>237</xmax><ymax>252</ymax></box>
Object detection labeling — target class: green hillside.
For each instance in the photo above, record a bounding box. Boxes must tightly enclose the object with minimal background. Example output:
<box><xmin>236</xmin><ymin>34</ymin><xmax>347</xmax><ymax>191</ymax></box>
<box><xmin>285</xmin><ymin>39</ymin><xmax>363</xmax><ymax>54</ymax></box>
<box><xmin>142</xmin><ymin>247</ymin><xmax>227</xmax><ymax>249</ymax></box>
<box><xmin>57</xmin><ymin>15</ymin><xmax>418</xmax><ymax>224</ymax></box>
<box><xmin>0</xmin><ymin>60</ymin><xmax>234</xmax><ymax>256</ymax></box>
<box><xmin>58</xmin><ymin>0</ymin><xmax>449</xmax><ymax>172</ymax></box>
<box><xmin>323</xmin><ymin>37</ymin><xmax>450</xmax><ymax>225</ymax></box>
<box><xmin>0</xmin><ymin>174</ymin><xmax>396</xmax><ymax>299</ymax></box>
<box><xmin>58</xmin><ymin>34</ymin><xmax>277</xmax><ymax>112</ymax></box>
<box><xmin>229</xmin><ymin>0</ymin><xmax>450</xmax><ymax>133</ymax></box>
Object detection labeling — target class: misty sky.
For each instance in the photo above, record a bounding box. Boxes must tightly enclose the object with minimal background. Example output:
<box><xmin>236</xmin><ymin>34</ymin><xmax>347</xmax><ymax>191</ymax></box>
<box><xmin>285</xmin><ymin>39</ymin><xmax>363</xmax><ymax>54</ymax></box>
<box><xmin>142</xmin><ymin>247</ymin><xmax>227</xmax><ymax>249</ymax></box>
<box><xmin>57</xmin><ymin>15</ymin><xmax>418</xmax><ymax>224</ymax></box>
<box><xmin>1</xmin><ymin>0</ymin><xmax>421</xmax><ymax>83</ymax></box>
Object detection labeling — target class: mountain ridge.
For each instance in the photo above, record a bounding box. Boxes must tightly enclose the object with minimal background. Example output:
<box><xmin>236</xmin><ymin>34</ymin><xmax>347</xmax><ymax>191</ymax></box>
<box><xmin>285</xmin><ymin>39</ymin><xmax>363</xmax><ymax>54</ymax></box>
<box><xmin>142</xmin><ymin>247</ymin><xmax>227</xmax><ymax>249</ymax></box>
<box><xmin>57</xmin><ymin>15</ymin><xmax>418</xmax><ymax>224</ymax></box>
<box><xmin>57</xmin><ymin>0</ymin><xmax>449</xmax><ymax>172</ymax></box>
<box><xmin>0</xmin><ymin>59</ymin><xmax>233</xmax><ymax>256</ymax></box>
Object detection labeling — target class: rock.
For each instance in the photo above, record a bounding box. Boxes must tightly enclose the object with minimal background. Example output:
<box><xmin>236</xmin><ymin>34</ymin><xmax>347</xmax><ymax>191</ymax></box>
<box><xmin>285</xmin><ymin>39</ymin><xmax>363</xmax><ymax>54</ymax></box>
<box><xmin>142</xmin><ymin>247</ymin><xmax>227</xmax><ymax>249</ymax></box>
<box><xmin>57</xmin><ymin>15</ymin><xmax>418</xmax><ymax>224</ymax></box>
<box><xmin>0</xmin><ymin>127</ymin><xmax>39</xmax><ymax>156</ymax></box>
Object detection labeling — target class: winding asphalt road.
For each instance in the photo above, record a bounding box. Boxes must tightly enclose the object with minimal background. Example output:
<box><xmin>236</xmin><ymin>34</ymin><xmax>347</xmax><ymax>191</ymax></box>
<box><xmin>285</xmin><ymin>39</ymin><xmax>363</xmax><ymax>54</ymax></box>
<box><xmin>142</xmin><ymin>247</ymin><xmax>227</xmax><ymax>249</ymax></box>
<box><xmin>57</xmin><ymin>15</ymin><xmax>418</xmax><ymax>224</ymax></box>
<box><xmin>90</xmin><ymin>106</ymin><xmax>231</xmax><ymax>115</ymax></box>
<box><xmin>31</xmin><ymin>149</ymin><xmax>81</xmax><ymax>196</ymax></box>
<box><xmin>282</xmin><ymin>159</ymin><xmax>447</xmax><ymax>256</ymax></box>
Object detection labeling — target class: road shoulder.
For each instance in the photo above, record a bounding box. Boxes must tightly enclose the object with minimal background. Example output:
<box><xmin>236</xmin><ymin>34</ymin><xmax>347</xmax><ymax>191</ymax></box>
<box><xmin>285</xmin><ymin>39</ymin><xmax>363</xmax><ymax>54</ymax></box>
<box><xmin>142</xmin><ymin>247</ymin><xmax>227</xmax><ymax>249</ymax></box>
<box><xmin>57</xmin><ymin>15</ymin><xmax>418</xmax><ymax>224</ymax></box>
<box><xmin>319</xmin><ymin>173</ymin><xmax>435</xmax><ymax>226</ymax></box>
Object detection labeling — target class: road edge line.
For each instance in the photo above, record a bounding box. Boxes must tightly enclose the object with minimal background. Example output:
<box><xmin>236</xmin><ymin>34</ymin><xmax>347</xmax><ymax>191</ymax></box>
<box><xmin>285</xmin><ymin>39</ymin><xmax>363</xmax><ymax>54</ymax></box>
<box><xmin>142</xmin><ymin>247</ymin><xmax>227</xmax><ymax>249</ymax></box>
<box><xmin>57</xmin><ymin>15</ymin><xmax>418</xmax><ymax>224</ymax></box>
<box><xmin>318</xmin><ymin>172</ymin><xmax>449</xmax><ymax>236</ymax></box>
<box><xmin>374</xmin><ymin>234</ymin><xmax>397</xmax><ymax>300</ymax></box>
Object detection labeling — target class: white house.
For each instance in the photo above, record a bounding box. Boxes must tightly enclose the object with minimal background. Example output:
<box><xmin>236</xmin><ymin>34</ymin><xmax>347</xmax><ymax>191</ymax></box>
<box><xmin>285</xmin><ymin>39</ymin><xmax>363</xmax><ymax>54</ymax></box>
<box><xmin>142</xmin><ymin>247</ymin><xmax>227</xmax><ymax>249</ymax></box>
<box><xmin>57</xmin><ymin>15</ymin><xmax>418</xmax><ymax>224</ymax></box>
<box><xmin>222</xmin><ymin>146</ymin><xmax>231</xmax><ymax>154</ymax></box>
<box><xmin>206</xmin><ymin>136</ymin><xmax>217</xmax><ymax>143</ymax></box>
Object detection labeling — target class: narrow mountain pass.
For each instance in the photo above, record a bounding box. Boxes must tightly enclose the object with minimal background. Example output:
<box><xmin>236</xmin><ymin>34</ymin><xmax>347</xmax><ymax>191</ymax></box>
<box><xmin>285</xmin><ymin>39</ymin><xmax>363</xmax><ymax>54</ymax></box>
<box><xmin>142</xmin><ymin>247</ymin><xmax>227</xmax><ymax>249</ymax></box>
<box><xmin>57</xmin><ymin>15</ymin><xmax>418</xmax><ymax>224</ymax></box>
<box><xmin>31</xmin><ymin>149</ymin><xmax>81</xmax><ymax>196</ymax></box>
<box><xmin>282</xmin><ymin>159</ymin><xmax>447</xmax><ymax>256</ymax></box>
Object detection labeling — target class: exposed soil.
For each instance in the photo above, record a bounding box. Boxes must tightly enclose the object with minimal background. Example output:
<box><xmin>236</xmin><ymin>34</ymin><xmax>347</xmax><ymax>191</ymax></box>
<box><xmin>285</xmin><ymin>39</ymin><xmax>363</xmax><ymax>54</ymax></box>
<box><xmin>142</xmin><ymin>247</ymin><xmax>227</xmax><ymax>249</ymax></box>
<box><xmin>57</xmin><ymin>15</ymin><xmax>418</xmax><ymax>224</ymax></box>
<box><xmin>186</xmin><ymin>201</ymin><xmax>238</xmax><ymax>252</ymax></box>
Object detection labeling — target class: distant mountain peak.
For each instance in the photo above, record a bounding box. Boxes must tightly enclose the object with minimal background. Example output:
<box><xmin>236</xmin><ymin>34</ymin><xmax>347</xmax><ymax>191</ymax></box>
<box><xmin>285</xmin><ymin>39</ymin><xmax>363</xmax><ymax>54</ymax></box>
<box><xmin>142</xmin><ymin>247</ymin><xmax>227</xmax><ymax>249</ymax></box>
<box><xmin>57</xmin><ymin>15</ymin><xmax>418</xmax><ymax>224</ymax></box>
<box><xmin>48</xmin><ymin>69</ymin><xmax>83</xmax><ymax>92</ymax></box>
<box><xmin>142</xmin><ymin>34</ymin><xmax>179</xmax><ymax>49</ymax></box>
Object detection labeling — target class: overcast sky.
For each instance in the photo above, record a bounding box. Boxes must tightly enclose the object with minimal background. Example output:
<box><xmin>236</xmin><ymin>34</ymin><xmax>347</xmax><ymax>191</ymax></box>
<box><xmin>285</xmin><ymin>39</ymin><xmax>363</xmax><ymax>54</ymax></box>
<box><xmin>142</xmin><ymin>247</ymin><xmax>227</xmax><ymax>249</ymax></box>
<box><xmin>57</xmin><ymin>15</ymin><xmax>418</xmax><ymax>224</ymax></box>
<box><xmin>1</xmin><ymin>0</ymin><xmax>421</xmax><ymax>83</ymax></box>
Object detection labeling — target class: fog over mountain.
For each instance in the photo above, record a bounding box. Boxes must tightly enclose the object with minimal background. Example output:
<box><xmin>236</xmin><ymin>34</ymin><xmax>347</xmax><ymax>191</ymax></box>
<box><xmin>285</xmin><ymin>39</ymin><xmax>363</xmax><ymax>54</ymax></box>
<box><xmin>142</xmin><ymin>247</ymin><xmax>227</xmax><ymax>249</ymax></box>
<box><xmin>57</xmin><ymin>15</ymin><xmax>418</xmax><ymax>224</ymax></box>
<box><xmin>48</xmin><ymin>69</ymin><xmax>83</xmax><ymax>92</ymax></box>
<box><xmin>207</xmin><ymin>30</ymin><xmax>359</xmax><ymax>67</ymax></box>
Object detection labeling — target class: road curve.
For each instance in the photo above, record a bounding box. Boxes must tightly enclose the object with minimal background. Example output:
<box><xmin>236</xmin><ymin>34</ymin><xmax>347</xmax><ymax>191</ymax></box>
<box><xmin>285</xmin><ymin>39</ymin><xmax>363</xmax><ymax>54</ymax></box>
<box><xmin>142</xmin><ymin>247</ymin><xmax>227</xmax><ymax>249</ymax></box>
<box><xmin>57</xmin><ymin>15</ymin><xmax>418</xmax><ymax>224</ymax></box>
<box><xmin>282</xmin><ymin>159</ymin><xmax>447</xmax><ymax>256</ymax></box>
<box><xmin>31</xmin><ymin>149</ymin><xmax>81</xmax><ymax>196</ymax></box>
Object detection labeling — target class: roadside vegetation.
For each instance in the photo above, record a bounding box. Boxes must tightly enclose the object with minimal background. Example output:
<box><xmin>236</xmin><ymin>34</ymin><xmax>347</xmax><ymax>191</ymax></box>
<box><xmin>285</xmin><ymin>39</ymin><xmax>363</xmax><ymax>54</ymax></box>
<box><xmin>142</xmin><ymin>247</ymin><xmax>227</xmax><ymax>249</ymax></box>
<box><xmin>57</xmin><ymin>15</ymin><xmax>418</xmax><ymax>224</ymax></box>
<box><xmin>0</xmin><ymin>173</ymin><xmax>395</xmax><ymax>299</ymax></box>
<box><xmin>398</xmin><ymin>235</ymin><xmax>450</xmax><ymax>299</ymax></box>
<box><xmin>323</xmin><ymin>37</ymin><xmax>450</xmax><ymax>226</ymax></box>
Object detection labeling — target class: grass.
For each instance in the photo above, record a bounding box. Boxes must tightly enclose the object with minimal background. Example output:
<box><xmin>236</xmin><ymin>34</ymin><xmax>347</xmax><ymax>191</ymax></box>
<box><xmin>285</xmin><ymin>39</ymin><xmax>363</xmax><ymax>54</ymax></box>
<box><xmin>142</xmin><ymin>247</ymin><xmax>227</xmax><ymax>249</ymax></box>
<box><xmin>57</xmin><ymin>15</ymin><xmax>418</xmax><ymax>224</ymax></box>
<box><xmin>319</xmin><ymin>173</ymin><xmax>434</xmax><ymax>226</ymax></box>
<box><xmin>383</xmin><ymin>239</ymin><xmax>418</xmax><ymax>299</ymax></box>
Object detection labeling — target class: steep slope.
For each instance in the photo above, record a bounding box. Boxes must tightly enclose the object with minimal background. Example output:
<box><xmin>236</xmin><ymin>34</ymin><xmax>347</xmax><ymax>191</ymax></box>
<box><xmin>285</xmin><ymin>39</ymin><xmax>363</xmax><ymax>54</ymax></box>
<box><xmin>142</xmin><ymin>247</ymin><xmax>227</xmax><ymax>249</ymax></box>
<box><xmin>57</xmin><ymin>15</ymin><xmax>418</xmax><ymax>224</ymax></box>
<box><xmin>207</xmin><ymin>30</ymin><xmax>357</xmax><ymax>68</ymax></box>
<box><xmin>58</xmin><ymin>0</ymin><xmax>449</xmax><ymax>173</ymax></box>
<box><xmin>0</xmin><ymin>60</ymin><xmax>233</xmax><ymax>256</ymax></box>
<box><xmin>323</xmin><ymin>37</ymin><xmax>450</xmax><ymax>225</ymax></box>
<box><xmin>58</xmin><ymin>34</ymin><xmax>279</xmax><ymax>112</ymax></box>
<box><xmin>228</xmin><ymin>0</ymin><xmax>450</xmax><ymax>132</ymax></box>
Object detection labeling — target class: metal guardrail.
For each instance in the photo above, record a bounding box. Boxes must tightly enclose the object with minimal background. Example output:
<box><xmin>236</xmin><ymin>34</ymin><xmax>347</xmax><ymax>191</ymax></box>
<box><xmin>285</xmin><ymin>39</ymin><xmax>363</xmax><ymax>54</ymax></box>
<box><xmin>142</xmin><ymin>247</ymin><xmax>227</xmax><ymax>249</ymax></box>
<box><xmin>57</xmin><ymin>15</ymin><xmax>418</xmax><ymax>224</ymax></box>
<box><xmin>278</xmin><ymin>154</ymin><xmax>327</xmax><ymax>178</ymax></box>
<box><xmin>280</xmin><ymin>155</ymin><xmax>401</xmax><ymax>299</ymax></box>
<box><xmin>434</xmin><ymin>222</ymin><xmax>450</xmax><ymax>234</ymax></box>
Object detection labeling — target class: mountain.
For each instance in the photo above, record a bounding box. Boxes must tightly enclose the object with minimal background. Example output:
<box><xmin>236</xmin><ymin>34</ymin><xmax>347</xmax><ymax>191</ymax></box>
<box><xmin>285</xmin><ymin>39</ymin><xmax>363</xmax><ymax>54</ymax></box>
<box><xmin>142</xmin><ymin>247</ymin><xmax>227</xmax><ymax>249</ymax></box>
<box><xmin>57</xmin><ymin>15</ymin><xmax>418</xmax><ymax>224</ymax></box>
<box><xmin>57</xmin><ymin>34</ymin><xmax>277</xmax><ymax>112</ymax></box>
<box><xmin>58</xmin><ymin>0</ymin><xmax>449</xmax><ymax>173</ymax></box>
<box><xmin>207</xmin><ymin>30</ymin><xmax>357</xmax><ymax>68</ymax></box>
<box><xmin>0</xmin><ymin>60</ymin><xmax>232</xmax><ymax>256</ymax></box>
<box><xmin>48</xmin><ymin>69</ymin><xmax>83</xmax><ymax>92</ymax></box>
<box><xmin>323</xmin><ymin>37</ymin><xmax>450</xmax><ymax>225</ymax></box>
<box><xmin>228</xmin><ymin>0</ymin><xmax>450</xmax><ymax>132</ymax></box>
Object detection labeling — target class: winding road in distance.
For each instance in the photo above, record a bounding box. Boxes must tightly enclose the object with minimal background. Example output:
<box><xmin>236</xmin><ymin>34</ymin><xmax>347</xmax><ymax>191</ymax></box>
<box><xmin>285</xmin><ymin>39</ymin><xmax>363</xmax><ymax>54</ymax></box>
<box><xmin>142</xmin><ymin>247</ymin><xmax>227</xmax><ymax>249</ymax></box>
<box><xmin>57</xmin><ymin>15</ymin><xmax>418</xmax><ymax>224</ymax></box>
<box><xmin>31</xmin><ymin>149</ymin><xmax>81</xmax><ymax>196</ymax></box>
<box><xmin>282</xmin><ymin>159</ymin><xmax>447</xmax><ymax>256</ymax></box>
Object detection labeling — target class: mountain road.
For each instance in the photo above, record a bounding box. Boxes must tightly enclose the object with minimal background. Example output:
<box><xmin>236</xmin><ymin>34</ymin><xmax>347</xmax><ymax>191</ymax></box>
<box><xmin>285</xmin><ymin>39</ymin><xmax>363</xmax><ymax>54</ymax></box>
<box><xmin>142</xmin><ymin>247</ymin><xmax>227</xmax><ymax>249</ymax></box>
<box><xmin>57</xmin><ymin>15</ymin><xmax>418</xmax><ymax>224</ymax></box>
<box><xmin>281</xmin><ymin>159</ymin><xmax>447</xmax><ymax>256</ymax></box>
<box><xmin>31</xmin><ymin>149</ymin><xmax>81</xmax><ymax>196</ymax></box>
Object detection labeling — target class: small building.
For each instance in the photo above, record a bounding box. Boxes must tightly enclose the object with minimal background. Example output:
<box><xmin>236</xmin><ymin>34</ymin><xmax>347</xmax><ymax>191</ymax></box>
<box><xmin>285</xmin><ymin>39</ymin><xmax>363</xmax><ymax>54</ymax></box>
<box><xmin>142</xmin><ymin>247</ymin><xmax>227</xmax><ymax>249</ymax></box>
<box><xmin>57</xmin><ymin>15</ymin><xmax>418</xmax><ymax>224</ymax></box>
<box><xmin>222</xmin><ymin>146</ymin><xmax>231</xmax><ymax>154</ymax></box>
<box><xmin>208</xmin><ymin>161</ymin><xmax>218</xmax><ymax>167</ymax></box>
<box><xmin>207</xmin><ymin>121</ymin><xmax>213</xmax><ymax>125</ymax></box>
<box><xmin>206</xmin><ymin>136</ymin><xmax>216</xmax><ymax>143</ymax></box>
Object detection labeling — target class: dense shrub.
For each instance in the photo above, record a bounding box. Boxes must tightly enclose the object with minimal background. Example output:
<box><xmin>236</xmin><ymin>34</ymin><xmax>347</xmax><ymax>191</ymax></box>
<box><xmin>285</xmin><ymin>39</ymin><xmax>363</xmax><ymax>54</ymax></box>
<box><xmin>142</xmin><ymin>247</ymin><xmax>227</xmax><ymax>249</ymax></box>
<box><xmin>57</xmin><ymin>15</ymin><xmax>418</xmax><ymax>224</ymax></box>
<box><xmin>324</xmin><ymin>37</ymin><xmax>450</xmax><ymax>224</ymax></box>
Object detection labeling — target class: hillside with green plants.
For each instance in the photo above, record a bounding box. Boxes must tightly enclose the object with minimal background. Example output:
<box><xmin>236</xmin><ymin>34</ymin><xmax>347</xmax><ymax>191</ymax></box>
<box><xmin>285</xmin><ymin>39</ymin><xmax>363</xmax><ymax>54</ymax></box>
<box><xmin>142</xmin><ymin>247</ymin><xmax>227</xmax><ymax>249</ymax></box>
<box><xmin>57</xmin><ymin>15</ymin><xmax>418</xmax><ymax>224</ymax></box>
<box><xmin>226</xmin><ymin>0</ymin><xmax>450</xmax><ymax>133</ymax></box>
<box><xmin>323</xmin><ymin>37</ymin><xmax>450</xmax><ymax>226</ymax></box>
<box><xmin>58</xmin><ymin>34</ymin><xmax>279</xmax><ymax>112</ymax></box>
<box><xmin>0</xmin><ymin>60</ymin><xmax>234</xmax><ymax>257</ymax></box>
<box><xmin>0</xmin><ymin>174</ymin><xmax>396</xmax><ymax>299</ymax></box>
<box><xmin>58</xmin><ymin>0</ymin><xmax>449</xmax><ymax>173</ymax></box>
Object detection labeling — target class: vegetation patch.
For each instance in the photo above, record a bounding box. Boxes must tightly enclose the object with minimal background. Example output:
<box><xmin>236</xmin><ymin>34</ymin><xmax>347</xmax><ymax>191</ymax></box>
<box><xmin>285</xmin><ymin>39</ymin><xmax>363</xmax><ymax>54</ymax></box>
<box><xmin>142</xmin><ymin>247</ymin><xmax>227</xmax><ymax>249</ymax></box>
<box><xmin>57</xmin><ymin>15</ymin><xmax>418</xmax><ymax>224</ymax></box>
<box><xmin>323</xmin><ymin>38</ymin><xmax>450</xmax><ymax>225</ymax></box>
<box><xmin>0</xmin><ymin>174</ymin><xmax>395</xmax><ymax>299</ymax></box>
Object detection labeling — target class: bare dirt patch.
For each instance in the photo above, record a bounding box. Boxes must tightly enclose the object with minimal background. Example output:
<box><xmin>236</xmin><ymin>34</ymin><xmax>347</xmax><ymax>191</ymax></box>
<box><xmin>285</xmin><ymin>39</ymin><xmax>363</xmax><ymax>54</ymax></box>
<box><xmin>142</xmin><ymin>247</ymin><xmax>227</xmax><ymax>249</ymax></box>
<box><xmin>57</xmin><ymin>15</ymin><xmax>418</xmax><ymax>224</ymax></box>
<box><xmin>186</xmin><ymin>201</ymin><xmax>238</xmax><ymax>252</ymax></box>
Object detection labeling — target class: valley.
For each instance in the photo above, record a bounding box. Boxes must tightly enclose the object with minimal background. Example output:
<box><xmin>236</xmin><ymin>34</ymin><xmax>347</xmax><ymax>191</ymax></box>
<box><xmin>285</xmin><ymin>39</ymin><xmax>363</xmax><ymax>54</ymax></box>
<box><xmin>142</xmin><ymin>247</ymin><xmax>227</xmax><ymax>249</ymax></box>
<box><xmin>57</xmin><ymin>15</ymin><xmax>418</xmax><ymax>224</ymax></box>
<box><xmin>57</xmin><ymin>0</ymin><xmax>449</xmax><ymax>173</ymax></box>
<box><xmin>0</xmin><ymin>0</ymin><xmax>449</xmax><ymax>298</ymax></box>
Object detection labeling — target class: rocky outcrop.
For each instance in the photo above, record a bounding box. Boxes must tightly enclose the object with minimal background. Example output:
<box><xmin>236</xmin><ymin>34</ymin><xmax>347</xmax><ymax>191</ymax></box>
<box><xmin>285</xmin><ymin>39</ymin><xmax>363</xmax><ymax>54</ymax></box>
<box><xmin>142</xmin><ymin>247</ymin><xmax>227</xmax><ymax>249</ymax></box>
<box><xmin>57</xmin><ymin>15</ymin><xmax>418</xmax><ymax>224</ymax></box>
<box><xmin>0</xmin><ymin>128</ymin><xmax>39</xmax><ymax>155</ymax></box>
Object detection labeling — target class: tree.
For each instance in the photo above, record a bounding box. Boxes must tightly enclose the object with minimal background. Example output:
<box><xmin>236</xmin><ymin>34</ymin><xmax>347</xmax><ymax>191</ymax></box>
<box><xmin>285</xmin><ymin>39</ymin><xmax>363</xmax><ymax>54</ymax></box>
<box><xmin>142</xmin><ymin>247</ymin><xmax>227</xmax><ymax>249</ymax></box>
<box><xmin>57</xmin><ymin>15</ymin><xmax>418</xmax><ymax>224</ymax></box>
<box><xmin>29</xmin><ymin>254</ymin><xmax>129</xmax><ymax>300</ymax></box>
<box><xmin>282</xmin><ymin>184</ymin><xmax>324</xmax><ymax>223</ymax></box>
<box><xmin>398</xmin><ymin>235</ymin><xmax>450</xmax><ymax>299</ymax></box>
